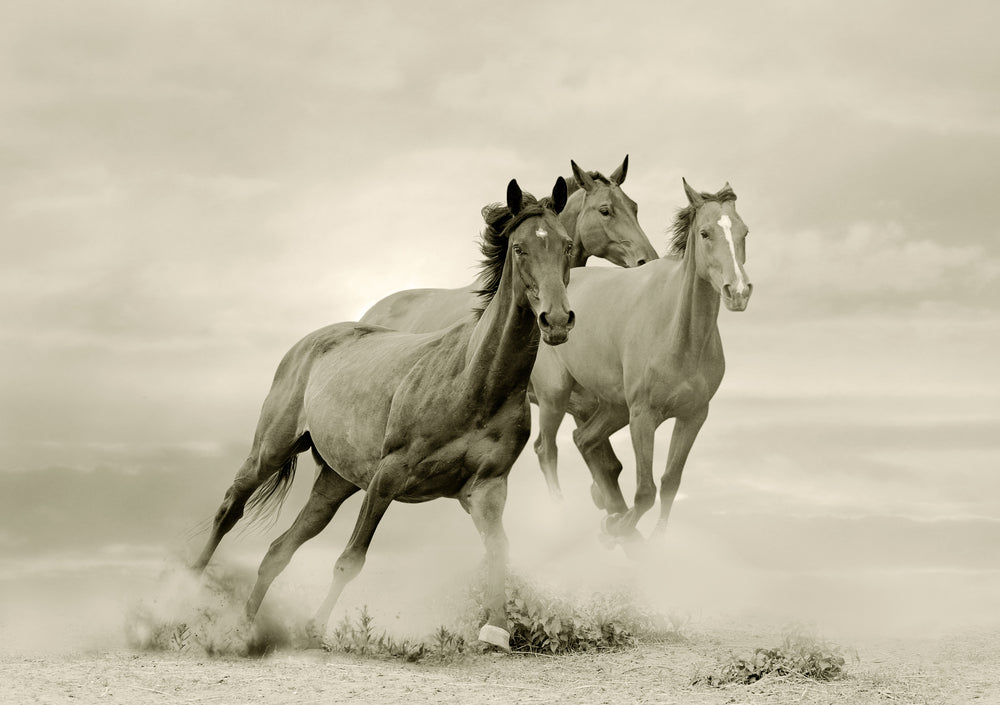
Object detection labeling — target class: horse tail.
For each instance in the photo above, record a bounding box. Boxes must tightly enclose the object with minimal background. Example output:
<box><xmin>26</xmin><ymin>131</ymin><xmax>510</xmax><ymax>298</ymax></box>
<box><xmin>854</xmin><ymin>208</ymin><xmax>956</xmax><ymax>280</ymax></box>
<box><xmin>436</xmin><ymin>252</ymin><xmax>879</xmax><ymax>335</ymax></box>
<box><xmin>243</xmin><ymin>454</ymin><xmax>298</xmax><ymax>529</ymax></box>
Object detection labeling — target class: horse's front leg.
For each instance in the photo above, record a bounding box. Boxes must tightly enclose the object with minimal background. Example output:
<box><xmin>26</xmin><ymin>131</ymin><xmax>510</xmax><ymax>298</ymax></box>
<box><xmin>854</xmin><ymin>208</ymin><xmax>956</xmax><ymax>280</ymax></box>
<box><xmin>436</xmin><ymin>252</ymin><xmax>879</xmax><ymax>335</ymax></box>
<box><xmin>652</xmin><ymin>406</ymin><xmax>708</xmax><ymax>536</ymax></box>
<box><xmin>461</xmin><ymin>474</ymin><xmax>511</xmax><ymax>651</ymax></box>
<box><xmin>533</xmin><ymin>386</ymin><xmax>572</xmax><ymax>502</ymax></box>
<box><xmin>610</xmin><ymin>407</ymin><xmax>659</xmax><ymax>536</ymax></box>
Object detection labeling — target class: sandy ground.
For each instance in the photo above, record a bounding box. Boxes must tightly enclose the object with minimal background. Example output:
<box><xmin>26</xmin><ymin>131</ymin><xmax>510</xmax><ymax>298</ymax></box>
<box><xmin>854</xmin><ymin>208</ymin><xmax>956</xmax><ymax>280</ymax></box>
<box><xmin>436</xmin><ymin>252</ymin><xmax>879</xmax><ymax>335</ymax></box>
<box><xmin>4</xmin><ymin>624</ymin><xmax>999</xmax><ymax>705</ymax></box>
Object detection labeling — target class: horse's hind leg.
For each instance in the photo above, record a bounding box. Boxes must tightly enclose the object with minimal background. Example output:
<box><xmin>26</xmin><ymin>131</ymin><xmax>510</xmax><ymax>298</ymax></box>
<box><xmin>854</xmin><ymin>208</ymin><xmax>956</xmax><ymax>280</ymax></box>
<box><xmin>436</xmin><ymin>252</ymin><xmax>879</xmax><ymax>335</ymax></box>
<box><xmin>572</xmin><ymin>402</ymin><xmax>630</xmax><ymax>521</ymax></box>
<box><xmin>245</xmin><ymin>464</ymin><xmax>360</xmax><ymax>620</ymax></box>
<box><xmin>191</xmin><ymin>454</ymin><xmax>273</xmax><ymax>572</ymax></box>
<box><xmin>310</xmin><ymin>464</ymin><xmax>403</xmax><ymax>635</ymax></box>
<box><xmin>192</xmin><ymin>404</ymin><xmax>310</xmax><ymax>572</ymax></box>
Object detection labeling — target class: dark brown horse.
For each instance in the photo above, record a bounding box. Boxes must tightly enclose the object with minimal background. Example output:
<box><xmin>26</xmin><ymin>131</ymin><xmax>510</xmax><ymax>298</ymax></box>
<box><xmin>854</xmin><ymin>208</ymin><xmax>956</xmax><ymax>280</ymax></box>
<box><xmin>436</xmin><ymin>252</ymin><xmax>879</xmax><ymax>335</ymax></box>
<box><xmin>192</xmin><ymin>178</ymin><xmax>575</xmax><ymax>650</ymax></box>
<box><xmin>360</xmin><ymin>157</ymin><xmax>657</xmax><ymax>332</ymax></box>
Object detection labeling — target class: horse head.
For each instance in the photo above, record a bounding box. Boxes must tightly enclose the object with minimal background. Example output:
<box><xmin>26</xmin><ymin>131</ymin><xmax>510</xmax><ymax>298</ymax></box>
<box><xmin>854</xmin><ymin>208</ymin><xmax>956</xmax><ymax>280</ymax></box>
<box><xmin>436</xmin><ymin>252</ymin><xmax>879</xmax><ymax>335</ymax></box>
<box><xmin>567</xmin><ymin>156</ymin><xmax>659</xmax><ymax>268</ymax></box>
<box><xmin>681</xmin><ymin>178</ymin><xmax>752</xmax><ymax>312</ymax></box>
<box><xmin>504</xmin><ymin>177</ymin><xmax>576</xmax><ymax>345</ymax></box>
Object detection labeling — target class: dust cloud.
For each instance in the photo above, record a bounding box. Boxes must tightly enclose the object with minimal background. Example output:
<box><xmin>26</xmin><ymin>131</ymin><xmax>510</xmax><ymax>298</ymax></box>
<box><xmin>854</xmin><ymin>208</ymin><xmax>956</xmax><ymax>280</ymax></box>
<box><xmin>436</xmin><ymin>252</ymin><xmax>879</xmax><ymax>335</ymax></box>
<box><xmin>3</xmin><ymin>432</ymin><xmax>999</xmax><ymax>657</ymax></box>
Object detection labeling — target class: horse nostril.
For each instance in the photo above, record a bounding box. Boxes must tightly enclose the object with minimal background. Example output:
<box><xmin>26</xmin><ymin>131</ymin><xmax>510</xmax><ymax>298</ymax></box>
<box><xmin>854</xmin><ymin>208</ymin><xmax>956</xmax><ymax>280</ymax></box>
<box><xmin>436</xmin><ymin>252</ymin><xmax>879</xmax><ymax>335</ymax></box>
<box><xmin>722</xmin><ymin>284</ymin><xmax>733</xmax><ymax>299</ymax></box>
<box><xmin>567</xmin><ymin>311</ymin><xmax>576</xmax><ymax>328</ymax></box>
<box><xmin>538</xmin><ymin>312</ymin><xmax>550</xmax><ymax>329</ymax></box>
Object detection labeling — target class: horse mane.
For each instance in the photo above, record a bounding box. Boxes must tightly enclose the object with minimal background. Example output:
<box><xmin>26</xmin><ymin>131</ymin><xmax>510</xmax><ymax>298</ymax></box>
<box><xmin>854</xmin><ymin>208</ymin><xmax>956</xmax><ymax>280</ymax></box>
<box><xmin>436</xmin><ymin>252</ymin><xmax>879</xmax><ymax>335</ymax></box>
<box><xmin>473</xmin><ymin>192</ymin><xmax>550</xmax><ymax>314</ymax></box>
<box><xmin>666</xmin><ymin>185</ymin><xmax>738</xmax><ymax>256</ymax></box>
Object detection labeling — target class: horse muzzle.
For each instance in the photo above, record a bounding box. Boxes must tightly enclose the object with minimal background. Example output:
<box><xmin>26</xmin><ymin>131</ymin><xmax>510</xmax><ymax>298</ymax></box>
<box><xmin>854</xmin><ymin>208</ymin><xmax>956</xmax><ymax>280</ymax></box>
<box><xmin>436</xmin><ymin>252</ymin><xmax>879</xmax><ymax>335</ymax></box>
<box><xmin>609</xmin><ymin>241</ymin><xmax>657</xmax><ymax>269</ymax></box>
<box><xmin>722</xmin><ymin>282</ymin><xmax>753</xmax><ymax>312</ymax></box>
<box><xmin>538</xmin><ymin>309</ymin><xmax>576</xmax><ymax>345</ymax></box>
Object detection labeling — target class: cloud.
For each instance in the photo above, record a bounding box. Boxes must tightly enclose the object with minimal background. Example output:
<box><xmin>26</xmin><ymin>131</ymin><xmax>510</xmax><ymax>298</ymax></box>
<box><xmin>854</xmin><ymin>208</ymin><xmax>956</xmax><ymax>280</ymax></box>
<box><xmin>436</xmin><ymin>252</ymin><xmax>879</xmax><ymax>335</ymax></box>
<box><xmin>2</xmin><ymin>1</ymin><xmax>998</xmax><ymax>530</ymax></box>
<box><xmin>746</xmin><ymin>218</ymin><xmax>1000</xmax><ymax>315</ymax></box>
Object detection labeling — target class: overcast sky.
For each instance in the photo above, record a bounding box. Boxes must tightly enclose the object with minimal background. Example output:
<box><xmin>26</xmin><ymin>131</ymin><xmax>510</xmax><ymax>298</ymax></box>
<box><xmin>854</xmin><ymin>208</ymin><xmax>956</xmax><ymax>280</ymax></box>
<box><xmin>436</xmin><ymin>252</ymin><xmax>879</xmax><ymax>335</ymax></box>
<box><xmin>3</xmin><ymin>3</ymin><xmax>1000</xmax><ymax>654</ymax></box>
<box><xmin>1</xmin><ymin>1</ymin><xmax>999</xmax><ymax>538</ymax></box>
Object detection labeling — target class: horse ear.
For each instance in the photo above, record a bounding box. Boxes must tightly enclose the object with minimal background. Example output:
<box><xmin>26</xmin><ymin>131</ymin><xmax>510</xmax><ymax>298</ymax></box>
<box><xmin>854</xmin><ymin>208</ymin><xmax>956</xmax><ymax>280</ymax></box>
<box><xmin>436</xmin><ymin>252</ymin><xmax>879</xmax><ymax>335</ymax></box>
<box><xmin>551</xmin><ymin>176</ymin><xmax>568</xmax><ymax>214</ymax></box>
<box><xmin>610</xmin><ymin>155</ymin><xmax>629</xmax><ymax>185</ymax></box>
<box><xmin>682</xmin><ymin>178</ymin><xmax>704</xmax><ymax>207</ymax></box>
<box><xmin>507</xmin><ymin>179</ymin><xmax>523</xmax><ymax>215</ymax></box>
<box><xmin>571</xmin><ymin>160</ymin><xmax>596</xmax><ymax>193</ymax></box>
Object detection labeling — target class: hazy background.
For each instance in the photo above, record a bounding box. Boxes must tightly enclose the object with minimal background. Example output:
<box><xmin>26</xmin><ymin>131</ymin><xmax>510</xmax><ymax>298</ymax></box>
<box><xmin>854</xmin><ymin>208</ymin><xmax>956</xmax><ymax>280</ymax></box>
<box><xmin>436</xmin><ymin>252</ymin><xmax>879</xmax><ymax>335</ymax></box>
<box><xmin>2</xmin><ymin>1</ymin><xmax>998</xmax><ymax>654</ymax></box>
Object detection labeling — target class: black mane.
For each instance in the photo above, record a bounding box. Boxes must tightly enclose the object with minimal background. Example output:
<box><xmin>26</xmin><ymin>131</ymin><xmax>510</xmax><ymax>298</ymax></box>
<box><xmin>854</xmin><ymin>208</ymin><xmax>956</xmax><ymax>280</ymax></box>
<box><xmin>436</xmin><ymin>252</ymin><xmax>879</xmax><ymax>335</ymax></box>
<box><xmin>667</xmin><ymin>185</ymin><xmax>738</xmax><ymax>256</ymax></box>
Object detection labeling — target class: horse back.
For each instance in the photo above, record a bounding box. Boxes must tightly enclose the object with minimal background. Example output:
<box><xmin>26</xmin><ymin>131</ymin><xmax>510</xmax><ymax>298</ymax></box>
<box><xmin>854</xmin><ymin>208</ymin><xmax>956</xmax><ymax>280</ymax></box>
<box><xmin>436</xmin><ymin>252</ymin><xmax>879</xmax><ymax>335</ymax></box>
<box><xmin>360</xmin><ymin>284</ymin><xmax>480</xmax><ymax>333</ymax></box>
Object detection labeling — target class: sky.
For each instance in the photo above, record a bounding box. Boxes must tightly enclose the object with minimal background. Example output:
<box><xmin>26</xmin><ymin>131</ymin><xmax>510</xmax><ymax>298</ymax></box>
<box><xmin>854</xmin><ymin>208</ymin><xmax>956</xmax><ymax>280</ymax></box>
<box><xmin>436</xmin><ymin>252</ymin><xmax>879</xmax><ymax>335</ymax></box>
<box><xmin>1</xmin><ymin>1</ymin><xmax>999</xmax><ymax>651</ymax></box>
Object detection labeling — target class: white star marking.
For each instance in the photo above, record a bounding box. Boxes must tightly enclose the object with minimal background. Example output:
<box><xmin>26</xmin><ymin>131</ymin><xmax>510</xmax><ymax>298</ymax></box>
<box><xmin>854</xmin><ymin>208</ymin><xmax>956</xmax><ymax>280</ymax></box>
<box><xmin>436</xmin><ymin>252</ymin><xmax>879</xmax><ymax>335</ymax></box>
<box><xmin>718</xmin><ymin>214</ymin><xmax>746</xmax><ymax>290</ymax></box>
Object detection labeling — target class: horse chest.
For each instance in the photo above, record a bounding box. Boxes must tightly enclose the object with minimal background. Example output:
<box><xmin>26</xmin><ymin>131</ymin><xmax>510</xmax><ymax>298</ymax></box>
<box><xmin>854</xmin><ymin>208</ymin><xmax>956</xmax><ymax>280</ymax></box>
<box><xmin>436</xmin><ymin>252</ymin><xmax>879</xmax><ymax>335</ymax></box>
<box><xmin>394</xmin><ymin>402</ymin><xmax>529</xmax><ymax>501</ymax></box>
<box><xmin>640</xmin><ymin>355</ymin><xmax>724</xmax><ymax>418</ymax></box>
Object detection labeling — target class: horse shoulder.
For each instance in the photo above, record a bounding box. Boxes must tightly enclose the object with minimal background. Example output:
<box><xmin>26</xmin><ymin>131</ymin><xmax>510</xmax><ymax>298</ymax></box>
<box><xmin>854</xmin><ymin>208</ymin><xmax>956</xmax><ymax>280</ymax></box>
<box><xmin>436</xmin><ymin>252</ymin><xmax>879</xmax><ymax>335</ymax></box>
<box><xmin>626</xmin><ymin>335</ymin><xmax>726</xmax><ymax>418</ymax></box>
<box><xmin>379</xmin><ymin>326</ymin><xmax>473</xmax><ymax>447</ymax></box>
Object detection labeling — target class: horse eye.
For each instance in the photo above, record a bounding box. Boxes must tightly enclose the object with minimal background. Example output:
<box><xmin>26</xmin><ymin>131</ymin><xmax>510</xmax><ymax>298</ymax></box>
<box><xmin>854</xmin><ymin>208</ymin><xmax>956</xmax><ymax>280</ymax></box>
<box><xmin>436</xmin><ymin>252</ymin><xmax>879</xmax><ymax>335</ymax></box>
<box><xmin>513</xmin><ymin>245</ymin><xmax>525</xmax><ymax>255</ymax></box>
<box><xmin>599</xmin><ymin>206</ymin><xmax>611</xmax><ymax>216</ymax></box>
<box><xmin>700</xmin><ymin>230</ymin><xmax>710</xmax><ymax>239</ymax></box>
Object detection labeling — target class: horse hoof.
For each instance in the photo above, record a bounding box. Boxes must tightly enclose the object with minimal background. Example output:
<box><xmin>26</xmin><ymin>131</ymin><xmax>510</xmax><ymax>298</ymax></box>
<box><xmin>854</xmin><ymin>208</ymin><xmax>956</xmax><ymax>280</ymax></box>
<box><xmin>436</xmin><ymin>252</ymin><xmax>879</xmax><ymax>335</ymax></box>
<box><xmin>478</xmin><ymin>624</ymin><xmax>511</xmax><ymax>651</ymax></box>
<box><xmin>601</xmin><ymin>513</ymin><xmax>623</xmax><ymax>536</ymax></box>
<box><xmin>303</xmin><ymin>621</ymin><xmax>326</xmax><ymax>649</ymax></box>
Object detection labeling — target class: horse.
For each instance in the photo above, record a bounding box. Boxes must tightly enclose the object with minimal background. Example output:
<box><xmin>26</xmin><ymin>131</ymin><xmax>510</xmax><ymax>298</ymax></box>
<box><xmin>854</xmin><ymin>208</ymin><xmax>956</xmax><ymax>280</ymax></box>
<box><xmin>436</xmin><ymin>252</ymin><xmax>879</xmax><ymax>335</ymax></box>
<box><xmin>191</xmin><ymin>177</ymin><xmax>576</xmax><ymax>651</ymax></box>
<box><xmin>360</xmin><ymin>157</ymin><xmax>658</xmax><ymax>332</ymax></box>
<box><xmin>530</xmin><ymin>179</ymin><xmax>752</xmax><ymax>542</ymax></box>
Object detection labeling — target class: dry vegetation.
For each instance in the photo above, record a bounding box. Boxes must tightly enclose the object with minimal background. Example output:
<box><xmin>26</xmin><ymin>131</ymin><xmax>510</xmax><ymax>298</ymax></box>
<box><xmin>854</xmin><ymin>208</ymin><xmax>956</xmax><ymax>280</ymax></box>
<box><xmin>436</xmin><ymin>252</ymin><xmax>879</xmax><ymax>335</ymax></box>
<box><xmin>3</xmin><ymin>564</ymin><xmax>997</xmax><ymax>704</ymax></box>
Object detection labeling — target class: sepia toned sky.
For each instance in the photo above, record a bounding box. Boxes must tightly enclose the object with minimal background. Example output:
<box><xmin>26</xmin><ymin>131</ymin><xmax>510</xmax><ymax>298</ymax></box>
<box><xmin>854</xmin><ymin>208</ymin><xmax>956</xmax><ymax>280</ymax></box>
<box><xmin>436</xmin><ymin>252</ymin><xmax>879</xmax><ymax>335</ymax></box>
<box><xmin>1</xmin><ymin>1</ymin><xmax>1000</xmax><ymax>640</ymax></box>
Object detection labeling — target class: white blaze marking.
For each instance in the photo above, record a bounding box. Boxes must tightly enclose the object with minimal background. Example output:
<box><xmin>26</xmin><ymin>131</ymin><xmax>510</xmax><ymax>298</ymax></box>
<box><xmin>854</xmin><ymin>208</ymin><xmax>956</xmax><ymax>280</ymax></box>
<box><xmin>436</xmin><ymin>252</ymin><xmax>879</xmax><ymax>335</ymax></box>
<box><xmin>717</xmin><ymin>214</ymin><xmax>746</xmax><ymax>290</ymax></box>
<box><xmin>535</xmin><ymin>227</ymin><xmax>548</xmax><ymax>238</ymax></box>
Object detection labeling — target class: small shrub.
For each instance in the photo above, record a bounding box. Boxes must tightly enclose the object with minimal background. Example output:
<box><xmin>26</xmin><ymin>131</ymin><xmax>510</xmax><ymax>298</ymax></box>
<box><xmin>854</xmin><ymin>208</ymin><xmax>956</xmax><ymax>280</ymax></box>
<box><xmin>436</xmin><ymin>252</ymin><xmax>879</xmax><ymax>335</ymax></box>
<box><xmin>466</xmin><ymin>573</ymin><xmax>675</xmax><ymax>655</ymax></box>
<box><xmin>693</xmin><ymin>629</ymin><xmax>848</xmax><ymax>686</ymax></box>
<box><xmin>330</xmin><ymin>605</ymin><xmax>379</xmax><ymax>656</ymax></box>
<box><xmin>325</xmin><ymin>607</ymin><xmax>462</xmax><ymax>663</ymax></box>
<box><xmin>169</xmin><ymin>623</ymin><xmax>191</xmax><ymax>651</ymax></box>
<box><xmin>430</xmin><ymin>624</ymin><xmax>468</xmax><ymax>661</ymax></box>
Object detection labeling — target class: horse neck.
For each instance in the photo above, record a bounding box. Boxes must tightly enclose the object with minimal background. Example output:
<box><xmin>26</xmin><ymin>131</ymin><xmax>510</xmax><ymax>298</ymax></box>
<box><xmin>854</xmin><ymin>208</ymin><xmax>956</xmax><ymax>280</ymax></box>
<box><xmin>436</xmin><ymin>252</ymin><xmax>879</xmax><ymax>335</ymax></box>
<box><xmin>465</xmin><ymin>263</ymin><xmax>539</xmax><ymax>402</ymax></box>
<box><xmin>657</xmin><ymin>233</ymin><xmax>721</xmax><ymax>363</ymax></box>
<box><xmin>559</xmin><ymin>191</ymin><xmax>590</xmax><ymax>267</ymax></box>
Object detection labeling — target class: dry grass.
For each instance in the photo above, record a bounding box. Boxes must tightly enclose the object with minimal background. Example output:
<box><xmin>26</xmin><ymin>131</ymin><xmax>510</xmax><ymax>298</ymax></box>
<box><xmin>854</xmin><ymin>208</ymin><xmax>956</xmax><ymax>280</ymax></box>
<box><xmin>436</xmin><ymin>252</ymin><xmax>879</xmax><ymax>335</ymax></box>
<box><xmin>5</xmin><ymin>624</ymin><xmax>999</xmax><ymax>704</ymax></box>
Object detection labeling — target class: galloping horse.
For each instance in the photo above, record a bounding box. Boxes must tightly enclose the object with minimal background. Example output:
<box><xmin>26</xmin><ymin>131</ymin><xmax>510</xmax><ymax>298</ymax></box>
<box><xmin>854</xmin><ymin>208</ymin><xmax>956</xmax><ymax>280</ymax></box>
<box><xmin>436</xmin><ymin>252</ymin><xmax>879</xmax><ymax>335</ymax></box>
<box><xmin>192</xmin><ymin>178</ymin><xmax>576</xmax><ymax>651</ymax></box>
<box><xmin>531</xmin><ymin>180</ymin><xmax>752</xmax><ymax>540</ymax></box>
<box><xmin>361</xmin><ymin>157</ymin><xmax>657</xmax><ymax>332</ymax></box>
